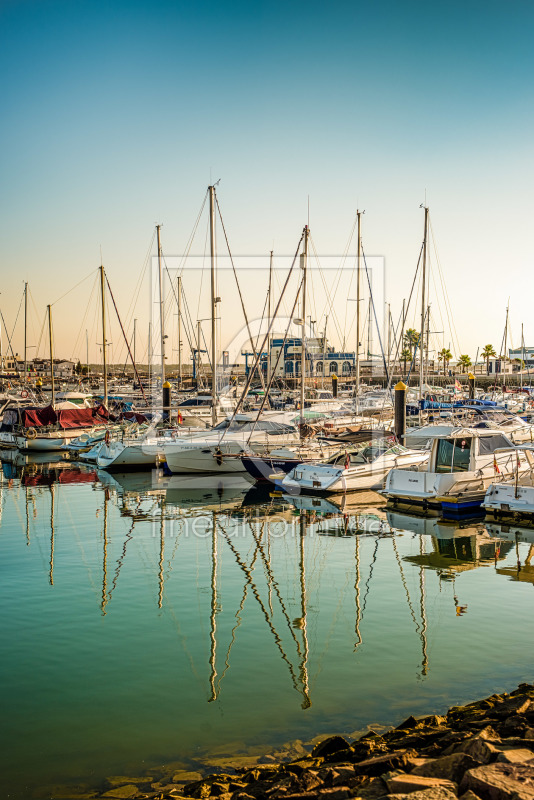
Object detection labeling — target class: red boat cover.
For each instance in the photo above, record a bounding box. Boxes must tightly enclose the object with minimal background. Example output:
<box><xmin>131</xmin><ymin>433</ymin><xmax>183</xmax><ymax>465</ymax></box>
<box><xmin>21</xmin><ymin>405</ymin><xmax>110</xmax><ymax>429</ymax></box>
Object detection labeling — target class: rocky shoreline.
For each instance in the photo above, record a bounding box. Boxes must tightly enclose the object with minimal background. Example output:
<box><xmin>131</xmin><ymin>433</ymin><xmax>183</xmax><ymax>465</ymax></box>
<box><xmin>51</xmin><ymin>683</ymin><xmax>534</xmax><ymax>800</ymax></box>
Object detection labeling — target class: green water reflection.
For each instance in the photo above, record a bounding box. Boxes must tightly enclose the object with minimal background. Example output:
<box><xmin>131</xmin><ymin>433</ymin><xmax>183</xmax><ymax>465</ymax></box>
<box><xmin>0</xmin><ymin>454</ymin><xmax>533</xmax><ymax>799</ymax></box>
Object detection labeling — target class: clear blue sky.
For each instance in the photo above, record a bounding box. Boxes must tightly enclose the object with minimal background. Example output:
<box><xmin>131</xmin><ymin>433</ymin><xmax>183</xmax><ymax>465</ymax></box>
<box><xmin>1</xmin><ymin>0</ymin><xmax>533</xmax><ymax>365</ymax></box>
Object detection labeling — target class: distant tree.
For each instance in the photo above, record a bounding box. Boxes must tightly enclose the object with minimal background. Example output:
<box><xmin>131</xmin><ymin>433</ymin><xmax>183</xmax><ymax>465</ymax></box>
<box><xmin>438</xmin><ymin>348</ymin><xmax>453</xmax><ymax>375</ymax></box>
<box><xmin>458</xmin><ymin>354</ymin><xmax>472</xmax><ymax>373</ymax></box>
<box><xmin>404</xmin><ymin>328</ymin><xmax>420</xmax><ymax>357</ymax></box>
<box><xmin>75</xmin><ymin>360</ymin><xmax>82</xmax><ymax>375</ymax></box>
<box><xmin>400</xmin><ymin>348</ymin><xmax>412</xmax><ymax>374</ymax></box>
<box><xmin>481</xmin><ymin>344</ymin><xmax>496</xmax><ymax>375</ymax></box>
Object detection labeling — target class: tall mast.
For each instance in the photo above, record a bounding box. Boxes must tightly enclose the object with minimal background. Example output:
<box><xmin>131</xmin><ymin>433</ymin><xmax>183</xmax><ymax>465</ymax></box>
<box><xmin>209</xmin><ymin>186</ymin><xmax>218</xmax><ymax>426</ymax></box>
<box><xmin>86</xmin><ymin>329</ymin><xmax>89</xmax><ymax>379</ymax></box>
<box><xmin>503</xmin><ymin>302</ymin><xmax>509</xmax><ymax>378</ymax></box>
<box><xmin>133</xmin><ymin>319</ymin><xmax>137</xmax><ymax>373</ymax></box>
<box><xmin>419</xmin><ymin>206</ymin><xmax>429</xmax><ymax>399</ymax></box>
<box><xmin>267</xmin><ymin>251</ymin><xmax>273</xmax><ymax>388</ymax></box>
<box><xmin>47</xmin><ymin>304</ymin><xmax>55</xmax><ymax>408</ymax></box>
<box><xmin>23</xmin><ymin>282</ymin><xmax>28</xmax><ymax>384</ymax></box>
<box><xmin>100</xmin><ymin>264</ymin><xmax>108</xmax><ymax>408</ymax></box>
<box><xmin>177</xmin><ymin>276</ymin><xmax>182</xmax><ymax>386</ymax></box>
<box><xmin>322</xmin><ymin>314</ymin><xmax>328</xmax><ymax>389</ymax></box>
<box><xmin>156</xmin><ymin>225</ymin><xmax>166</xmax><ymax>391</ymax></box>
<box><xmin>521</xmin><ymin>323</ymin><xmax>525</xmax><ymax>391</ymax></box>
<box><xmin>355</xmin><ymin>210</ymin><xmax>362</xmax><ymax>410</ymax></box>
<box><xmin>300</xmin><ymin>226</ymin><xmax>309</xmax><ymax>424</ymax></box>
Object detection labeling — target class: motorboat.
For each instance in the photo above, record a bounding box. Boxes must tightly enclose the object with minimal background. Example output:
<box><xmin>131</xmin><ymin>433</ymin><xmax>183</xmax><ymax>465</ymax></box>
<box><xmin>384</xmin><ymin>427</ymin><xmax>529</xmax><ymax>517</ymax></box>
<box><xmin>277</xmin><ymin>437</ymin><xmax>429</xmax><ymax>495</ymax></box>
<box><xmin>483</xmin><ymin>444</ymin><xmax>534</xmax><ymax>523</ymax></box>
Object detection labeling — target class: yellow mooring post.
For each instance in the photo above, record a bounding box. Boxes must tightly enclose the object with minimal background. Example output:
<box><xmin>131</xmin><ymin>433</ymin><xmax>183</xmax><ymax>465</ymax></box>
<box><xmin>163</xmin><ymin>380</ymin><xmax>171</xmax><ymax>423</ymax></box>
<box><xmin>394</xmin><ymin>381</ymin><xmax>407</xmax><ymax>443</ymax></box>
<box><xmin>331</xmin><ymin>373</ymin><xmax>338</xmax><ymax>398</ymax></box>
<box><xmin>468</xmin><ymin>372</ymin><xmax>475</xmax><ymax>400</ymax></box>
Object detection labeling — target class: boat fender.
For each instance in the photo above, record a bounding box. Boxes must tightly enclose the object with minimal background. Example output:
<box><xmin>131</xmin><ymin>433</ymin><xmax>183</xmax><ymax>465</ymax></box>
<box><xmin>214</xmin><ymin>448</ymin><xmax>223</xmax><ymax>466</ymax></box>
<box><xmin>26</xmin><ymin>427</ymin><xmax>37</xmax><ymax>439</ymax></box>
<box><xmin>105</xmin><ymin>430</ymin><xmax>111</xmax><ymax>445</ymax></box>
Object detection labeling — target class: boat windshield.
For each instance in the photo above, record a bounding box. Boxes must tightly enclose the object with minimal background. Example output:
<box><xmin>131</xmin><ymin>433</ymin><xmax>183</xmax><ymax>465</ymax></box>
<box><xmin>435</xmin><ymin>437</ymin><xmax>472</xmax><ymax>473</ymax></box>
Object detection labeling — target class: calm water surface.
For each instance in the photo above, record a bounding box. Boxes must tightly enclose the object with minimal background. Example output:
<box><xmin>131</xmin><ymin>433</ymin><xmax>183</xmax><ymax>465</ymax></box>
<box><xmin>1</xmin><ymin>454</ymin><xmax>533</xmax><ymax>799</ymax></box>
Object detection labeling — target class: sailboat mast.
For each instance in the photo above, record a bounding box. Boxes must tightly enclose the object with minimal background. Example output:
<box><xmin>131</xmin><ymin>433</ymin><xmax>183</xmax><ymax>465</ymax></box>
<box><xmin>521</xmin><ymin>323</ymin><xmax>525</xmax><ymax>391</ymax></box>
<box><xmin>419</xmin><ymin>206</ymin><xmax>429</xmax><ymax>399</ymax></box>
<box><xmin>156</xmin><ymin>225</ymin><xmax>166</xmax><ymax>390</ymax></box>
<box><xmin>133</xmin><ymin>319</ymin><xmax>136</xmax><ymax>375</ymax></box>
<box><xmin>503</xmin><ymin>302</ymin><xmax>509</xmax><ymax>380</ymax></box>
<box><xmin>23</xmin><ymin>282</ymin><xmax>27</xmax><ymax>384</ymax></box>
<box><xmin>267</xmin><ymin>251</ymin><xmax>273</xmax><ymax>388</ymax></box>
<box><xmin>355</xmin><ymin>210</ymin><xmax>362</xmax><ymax>410</ymax></box>
<box><xmin>47</xmin><ymin>304</ymin><xmax>55</xmax><ymax>408</ymax></box>
<box><xmin>100</xmin><ymin>264</ymin><xmax>108</xmax><ymax>408</ymax></box>
<box><xmin>209</xmin><ymin>186</ymin><xmax>218</xmax><ymax>426</ymax></box>
<box><xmin>177</xmin><ymin>276</ymin><xmax>182</xmax><ymax>386</ymax></box>
<box><xmin>300</xmin><ymin>226</ymin><xmax>309</xmax><ymax>424</ymax></box>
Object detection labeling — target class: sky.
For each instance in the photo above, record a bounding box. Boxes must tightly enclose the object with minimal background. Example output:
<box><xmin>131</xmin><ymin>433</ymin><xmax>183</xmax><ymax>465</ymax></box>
<box><xmin>1</xmin><ymin>0</ymin><xmax>533</xmax><ymax>367</ymax></box>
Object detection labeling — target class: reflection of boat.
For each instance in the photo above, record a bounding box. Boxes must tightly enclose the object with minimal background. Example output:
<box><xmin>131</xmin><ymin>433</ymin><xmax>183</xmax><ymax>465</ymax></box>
<box><xmin>399</xmin><ymin>525</ymin><xmax>512</xmax><ymax>573</ymax></box>
<box><xmin>284</xmin><ymin>491</ymin><xmax>385</xmax><ymax>516</ymax></box>
<box><xmin>160</xmin><ymin>474</ymin><xmax>252</xmax><ymax>510</ymax></box>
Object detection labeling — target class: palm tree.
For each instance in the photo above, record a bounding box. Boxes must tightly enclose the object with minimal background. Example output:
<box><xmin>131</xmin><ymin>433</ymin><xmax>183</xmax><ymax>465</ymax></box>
<box><xmin>404</xmin><ymin>329</ymin><xmax>420</xmax><ymax>357</ymax></box>
<box><xmin>400</xmin><ymin>348</ymin><xmax>412</xmax><ymax>374</ymax></box>
<box><xmin>438</xmin><ymin>347</ymin><xmax>453</xmax><ymax>376</ymax></box>
<box><xmin>481</xmin><ymin>344</ymin><xmax>496</xmax><ymax>375</ymax></box>
<box><xmin>458</xmin><ymin>354</ymin><xmax>472</xmax><ymax>373</ymax></box>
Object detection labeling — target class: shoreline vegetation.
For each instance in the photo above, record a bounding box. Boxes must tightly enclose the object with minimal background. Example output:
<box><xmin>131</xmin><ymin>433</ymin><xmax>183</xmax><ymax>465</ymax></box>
<box><xmin>43</xmin><ymin>683</ymin><xmax>534</xmax><ymax>800</ymax></box>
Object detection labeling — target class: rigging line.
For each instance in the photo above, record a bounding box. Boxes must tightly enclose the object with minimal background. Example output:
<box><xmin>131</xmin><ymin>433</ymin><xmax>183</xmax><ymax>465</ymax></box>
<box><xmin>50</xmin><ymin>268</ymin><xmax>96</xmax><ymax>307</ymax></box>
<box><xmin>429</xmin><ymin>217</ymin><xmax>461</xmax><ymax>357</ymax></box>
<box><xmin>217</xmin><ymin>522</ymin><xmax>305</xmax><ymax>701</ymax></box>
<box><xmin>196</xmin><ymin>215</ymin><xmax>210</xmax><ymax>326</ymax></box>
<box><xmin>246</xmin><ymin>276</ymin><xmax>303</xmax><ymax>443</ymax></box>
<box><xmin>163</xmin><ymin>264</ymin><xmax>196</xmax><ymax>361</ymax></box>
<box><xmin>105</xmin><ymin>274</ymin><xmax>149</xmax><ymax>406</ymax></box>
<box><xmin>8</xmin><ymin>289</ymin><xmax>24</xmax><ymax>345</ymax></box>
<box><xmin>215</xmin><ymin>196</ymin><xmax>267</xmax><ymax>393</ymax></box>
<box><xmin>69</xmin><ymin>273</ymin><xmax>99</xmax><ymax>362</ymax></box>
<box><xmin>218</xmin><ymin>229</ymin><xmax>305</xmax><ymax>439</ymax></box>
<box><xmin>0</xmin><ymin>305</ymin><xmax>23</xmax><ymax>380</ymax></box>
<box><xmin>386</xmin><ymin>241</ymin><xmax>424</xmax><ymax>391</ymax></box>
<box><xmin>309</xmin><ymin>237</ymin><xmax>345</xmax><ymax>346</ymax></box>
<box><xmin>361</xmin><ymin>246</ymin><xmax>390</xmax><ymax>386</ymax></box>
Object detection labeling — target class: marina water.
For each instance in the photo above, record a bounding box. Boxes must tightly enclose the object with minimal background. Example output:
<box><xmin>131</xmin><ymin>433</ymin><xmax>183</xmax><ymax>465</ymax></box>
<box><xmin>1</xmin><ymin>456</ymin><xmax>533</xmax><ymax>798</ymax></box>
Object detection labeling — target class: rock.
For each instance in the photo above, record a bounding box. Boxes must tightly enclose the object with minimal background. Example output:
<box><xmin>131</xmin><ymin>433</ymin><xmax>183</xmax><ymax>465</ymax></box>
<box><xmin>495</xmin><ymin>749</ymin><xmax>534</xmax><ymax>764</ymax></box>
<box><xmin>525</xmin><ymin>729</ymin><xmax>534</xmax><ymax>741</ymax></box>
<box><xmin>412</xmin><ymin>753</ymin><xmax>482</xmax><ymax>784</ymax></box>
<box><xmin>258</xmin><ymin>754</ymin><xmax>278</xmax><ymax>764</ymax></box>
<box><xmin>461</xmin><ymin>761</ymin><xmax>534</xmax><ymax>800</ymax></box>
<box><xmin>387</xmin><ymin>791</ymin><xmax>457</xmax><ymax>800</ymax></box>
<box><xmin>101</xmin><ymin>786</ymin><xmax>140</xmax><ymax>799</ymax></box>
<box><xmin>396</xmin><ymin>716</ymin><xmax>420</xmax><ymax>730</ymax></box>
<box><xmin>453</xmin><ymin>728</ymin><xmax>501</xmax><ymax>764</ymax></box>
<box><xmin>106</xmin><ymin>777</ymin><xmax>154</xmax><ymax>788</ymax></box>
<box><xmin>385</xmin><ymin>774</ymin><xmax>458</xmax><ymax>794</ymax></box>
<box><xmin>406</xmin><ymin>757</ymin><xmax>436</xmax><ymax>770</ymax></box>
<box><xmin>172</xmin><ymin>771</ymin><xmax>204</xmax><ymax>784</ymax></box>
<box><xmin>312</xmin><ymin>736</ymin><xmax>351</xmax><ymax>758</ymax></box>
<box><xmin>353</xmin><ymin>749</ymin><xmax>418</xmax><ymax>776</ymax></box>
<box><xmin>459</xmin><ymin>792</ymin><xmax>482</xmax><ymax>800</ymax></box>
<box><xmin>494</xmin><ymin>697</ymin><xmax>531</xmax><ymax>718</ymax></box>
<box><xmin>418</xmin><ymin>716</ymin><xmax>447</xmax><ymax>728</ymax></box>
